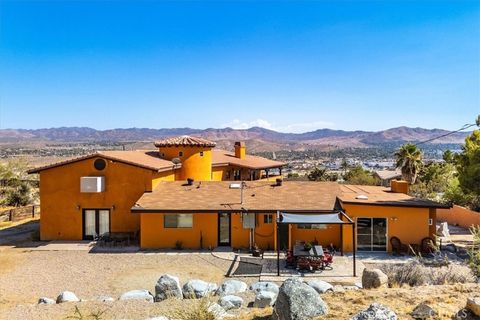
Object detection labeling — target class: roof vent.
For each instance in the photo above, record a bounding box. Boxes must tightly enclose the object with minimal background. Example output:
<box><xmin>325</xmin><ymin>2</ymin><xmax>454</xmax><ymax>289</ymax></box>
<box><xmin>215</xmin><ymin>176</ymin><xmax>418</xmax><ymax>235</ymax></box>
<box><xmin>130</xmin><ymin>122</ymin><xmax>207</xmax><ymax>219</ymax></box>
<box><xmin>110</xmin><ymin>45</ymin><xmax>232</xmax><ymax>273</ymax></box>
<box><xmin>230</xmin><ymin>183</ymin><xmax>242</xmax><ymax>189</ymax></box>
<box><xmin>356</xmin><ymin>195</ymin><xmax>368</xmax><ymax>200</ymax></box>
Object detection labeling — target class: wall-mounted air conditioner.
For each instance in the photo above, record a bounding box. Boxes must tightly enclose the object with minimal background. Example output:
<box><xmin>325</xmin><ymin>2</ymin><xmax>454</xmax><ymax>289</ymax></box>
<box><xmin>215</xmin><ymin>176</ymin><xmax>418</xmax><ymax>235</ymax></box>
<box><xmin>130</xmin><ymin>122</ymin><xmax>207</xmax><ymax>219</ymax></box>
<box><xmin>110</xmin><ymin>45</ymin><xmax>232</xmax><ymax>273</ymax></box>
<box><xmin>80</xmin><ymin>176</ymin><xmax>105</xmax><ymax>193</ymax></box>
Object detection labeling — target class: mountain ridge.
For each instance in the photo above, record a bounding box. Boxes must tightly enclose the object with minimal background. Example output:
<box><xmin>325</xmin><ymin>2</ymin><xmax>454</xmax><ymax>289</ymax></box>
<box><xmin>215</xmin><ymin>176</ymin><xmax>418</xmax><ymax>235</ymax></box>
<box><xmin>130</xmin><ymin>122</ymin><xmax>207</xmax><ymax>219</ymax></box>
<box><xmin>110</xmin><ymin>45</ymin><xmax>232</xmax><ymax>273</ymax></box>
<box><xmin>0</xmin><ymin>126</ymin><xmax>469</xmax><ymax>151</ymax></box>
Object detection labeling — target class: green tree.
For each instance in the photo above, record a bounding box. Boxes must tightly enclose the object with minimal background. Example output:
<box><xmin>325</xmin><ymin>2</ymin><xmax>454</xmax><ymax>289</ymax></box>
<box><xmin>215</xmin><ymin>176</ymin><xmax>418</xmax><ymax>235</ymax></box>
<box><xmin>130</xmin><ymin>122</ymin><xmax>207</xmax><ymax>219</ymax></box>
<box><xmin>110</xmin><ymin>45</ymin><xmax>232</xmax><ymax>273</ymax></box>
<box><xmin>343</xmin><ymin>165</ymin><xmax>378</xmax><ymax>185</ymax></box>
<box><xmin>442</xmin><ymin>150</ymin><xmax>455</xmax><ymax>164</ymax></box>
<box><xmin>0</xmin><ymin>159</ymin><xmax>37</xmax><ymax>207</ymax></box>
<box><xmin>307</xmin><ymin>167</ymin><xmax>338</xmax><ymax>182</ymax></box>
<box><xmin>455</xmin><ymin>128</ymin><xmax>480</xmax><ymax>210</ymax></box>
<box><xmin>340</xmin><ymin>158</ymin><xmax>349</xmax><ymax>176</ymax></box>
<box><xmin>307</xmin><ymin>167</ymin><xmax>329</xmax><ymax>181</ymax></box>
<box><xmin>395</xmin><ymin>143</ymin><xmax>423</xmax><ymax>184</ymax></box>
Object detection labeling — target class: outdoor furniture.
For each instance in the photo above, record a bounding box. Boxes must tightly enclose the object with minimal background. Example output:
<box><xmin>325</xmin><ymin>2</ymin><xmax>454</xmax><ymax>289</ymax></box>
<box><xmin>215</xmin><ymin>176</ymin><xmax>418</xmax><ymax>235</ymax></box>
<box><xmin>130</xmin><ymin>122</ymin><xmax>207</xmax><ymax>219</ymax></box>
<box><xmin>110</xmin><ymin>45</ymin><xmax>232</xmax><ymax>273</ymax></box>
<box><xmin>99</xmin><ymin>232</ymin><xmax>134</xmax><ymax>247</ymax></box>
<box><xmin>421</xmin><ymin>237</ymin><xmax>436</xmax><ymax>255</ymax></box>
<box><xmin>322</xmin><ymin>252</ymin><xmax>334</xmax><ymax>269</ymax></box>
<box><xmin>390</xmin><ymin>236</ymin><xmax>409</xmax><ymax>255</ymax></box>
<box><xmin>293</xmin><ymin>244</ymin><xmax>324</xmax><ymax>258</ymax></box>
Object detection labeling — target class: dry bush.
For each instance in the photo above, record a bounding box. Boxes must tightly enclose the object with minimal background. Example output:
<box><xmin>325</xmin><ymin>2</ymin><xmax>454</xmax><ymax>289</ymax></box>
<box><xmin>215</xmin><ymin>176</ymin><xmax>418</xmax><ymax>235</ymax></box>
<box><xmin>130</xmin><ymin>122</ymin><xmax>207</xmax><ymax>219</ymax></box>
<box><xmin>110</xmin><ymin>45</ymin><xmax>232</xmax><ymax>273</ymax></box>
<box><xmin>167</xmin><ymin>298</ymin><xmax>217</xmax><ymax>320</ymax></box>
<box><xmin>377</xmin><ymin>261</ymin><xmax>475</xmax><ymax>287</ymax></box>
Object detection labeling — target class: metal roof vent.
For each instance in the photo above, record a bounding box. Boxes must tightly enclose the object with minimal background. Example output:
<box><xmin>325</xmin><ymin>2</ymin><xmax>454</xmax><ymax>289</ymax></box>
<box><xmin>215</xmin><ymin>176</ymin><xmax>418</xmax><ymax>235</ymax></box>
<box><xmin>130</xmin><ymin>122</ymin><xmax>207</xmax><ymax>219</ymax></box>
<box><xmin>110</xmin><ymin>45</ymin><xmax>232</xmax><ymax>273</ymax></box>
<box><xmin>356</xmin><ymin>195</ymin><xmax>368</xmax><ymax>200</ymax></box>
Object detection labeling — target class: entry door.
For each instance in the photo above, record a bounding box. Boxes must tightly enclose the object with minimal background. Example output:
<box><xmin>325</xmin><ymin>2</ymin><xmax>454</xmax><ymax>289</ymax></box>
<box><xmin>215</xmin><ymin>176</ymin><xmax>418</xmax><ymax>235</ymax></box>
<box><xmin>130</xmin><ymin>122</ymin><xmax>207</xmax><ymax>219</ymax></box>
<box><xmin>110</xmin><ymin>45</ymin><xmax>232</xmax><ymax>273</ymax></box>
<box><xmin>83</xmin><ymin>209</ymin><xmax>110</xmax><ymax>240</ymax></box>
<box><xmin>357</xmin><ymin>218</ymin><xmax>387</xmax><ymax>251</ymax></box>
<box><xmin>218</xmin><ymin>213</ymin><xmax>231</xmax><ymax>246</ymax></box>
<box><xmin>279</xmin><ymin>224</ymin><xmax>289</xmax><ymax>250</ymax></box>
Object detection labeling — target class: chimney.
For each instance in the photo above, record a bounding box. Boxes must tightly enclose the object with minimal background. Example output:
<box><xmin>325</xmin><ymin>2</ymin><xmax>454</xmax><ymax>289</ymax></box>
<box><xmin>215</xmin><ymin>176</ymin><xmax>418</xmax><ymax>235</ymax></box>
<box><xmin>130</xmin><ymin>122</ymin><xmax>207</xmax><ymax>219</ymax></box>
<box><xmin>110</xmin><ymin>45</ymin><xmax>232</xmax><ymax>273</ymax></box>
<box><xmin>234</xmin><ymin>141</ymin><xmax>246</xmax><ymax>159</ymax></box>
<box><xmin>391</xmin><ymin>180</ymin><xmax>409</xmax><ymax>195</ymax></box>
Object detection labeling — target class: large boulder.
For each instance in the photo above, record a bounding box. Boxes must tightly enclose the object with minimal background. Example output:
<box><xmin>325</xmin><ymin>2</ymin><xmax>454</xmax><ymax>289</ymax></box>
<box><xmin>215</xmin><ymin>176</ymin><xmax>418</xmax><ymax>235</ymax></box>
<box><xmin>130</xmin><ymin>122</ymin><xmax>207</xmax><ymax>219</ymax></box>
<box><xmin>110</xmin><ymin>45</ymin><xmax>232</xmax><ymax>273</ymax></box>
<box><xmin>182</xmin><ymin>279</ymin><xmax>218</xmax><ymax>299</ymax></box>
<box><xmin>351</xmin><ymin>303</ymin><xmax>397</xmax><ymax>320</ymax></box>
<box><xmin>362</xmin><ymin>268</ymin><xmax>388</xmax><ymax>289</ymax></box>
<box><xmin>250</xmin><ymin>281</ymin><xmax>280</xmax><ymax>296</ymax></box>
<box><xmin>217</xmin><ymin>280</ymin><xmax>247</xmax><ymax>296</ymax></box>
<box><xmin>411</xmin><ymin>303</ymin><xmax>437</xmax><ymax>319</ymax></box>
<box><xmin>273</xmin><ymin>278</ymin><xmax>328</xmax><ymax>320</ymax></box>
<box><xmin>155</xmin><ymin>274</ymin><xmax>183</xmax><ymax>302</ymax></box>
<box><xmin>253</xmin><ymin>291</ymin><xmax>277</xmax><ymax>308</ymax></box>
<box><xmin>219</xmin><ymin>295</ymin><xmax>244</xmax><ymax>310</ymax></box>
<box><xmin>466</xmin><ymin>297</ymin><xmax>480</xmax><ymax>316</ymax></box>
<box><xmin>38</xmin><ymin>297</ymin><xmax>55</xmax><ymax>305</ymax></box>
<box><xmin>56</xmin><ymin>291</ymin><xmax>80</xmax><ymax>303</ymax></box>
<box><xmin>306</xmin><ymin>280</ymin><xmax>333</xmax><ymax>294</ymax></box>
<box><xmin>120</xmin><ymin>290</ymin><xmax>154</xmax><ymax>302</ymax></box>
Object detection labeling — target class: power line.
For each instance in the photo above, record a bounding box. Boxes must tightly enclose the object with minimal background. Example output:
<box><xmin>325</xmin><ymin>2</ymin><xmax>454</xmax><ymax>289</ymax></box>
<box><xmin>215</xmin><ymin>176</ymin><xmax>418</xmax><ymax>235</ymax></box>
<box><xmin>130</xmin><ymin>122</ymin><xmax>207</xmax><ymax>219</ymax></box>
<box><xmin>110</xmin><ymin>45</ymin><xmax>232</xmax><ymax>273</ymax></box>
<box><xmin>415</xmin><ymin>123</ymin><xmax>476</xmax><ymax>146</ymax></box>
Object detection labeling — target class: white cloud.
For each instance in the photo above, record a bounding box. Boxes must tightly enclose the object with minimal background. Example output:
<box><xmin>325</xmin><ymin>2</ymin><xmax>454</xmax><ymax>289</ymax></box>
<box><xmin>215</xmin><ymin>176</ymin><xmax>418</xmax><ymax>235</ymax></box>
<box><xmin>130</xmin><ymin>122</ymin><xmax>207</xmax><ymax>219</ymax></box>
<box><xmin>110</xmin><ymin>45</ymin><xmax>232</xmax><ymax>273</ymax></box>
<box><xmin>222</xmin><ymin>119</ymin><xmax>335</xmax><ymax>133</ymax></box>
<box><xmin>223</xmin><ymin>119</ymin><xmax>275</xmax><ymax>130</ymax></box>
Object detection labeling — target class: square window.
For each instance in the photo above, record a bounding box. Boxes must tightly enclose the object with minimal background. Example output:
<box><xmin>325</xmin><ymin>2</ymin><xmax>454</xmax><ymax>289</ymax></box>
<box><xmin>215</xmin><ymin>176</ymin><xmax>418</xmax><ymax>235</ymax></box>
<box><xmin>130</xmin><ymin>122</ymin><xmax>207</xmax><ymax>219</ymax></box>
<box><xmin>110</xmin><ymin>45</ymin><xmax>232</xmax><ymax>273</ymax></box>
<box><xmin>179</xmin><ymin>151</ymin><xmax>183</xmax><ymax>157</ymax></box>
<box><xmin>263</xmin><ymin>214</ymin><xmax>273</xmax><ymax>224</ymax></box>
<box><xmin>200</xmin><ymin>151</ymin><xmax>204</xmax><ymax>157</ymax></box>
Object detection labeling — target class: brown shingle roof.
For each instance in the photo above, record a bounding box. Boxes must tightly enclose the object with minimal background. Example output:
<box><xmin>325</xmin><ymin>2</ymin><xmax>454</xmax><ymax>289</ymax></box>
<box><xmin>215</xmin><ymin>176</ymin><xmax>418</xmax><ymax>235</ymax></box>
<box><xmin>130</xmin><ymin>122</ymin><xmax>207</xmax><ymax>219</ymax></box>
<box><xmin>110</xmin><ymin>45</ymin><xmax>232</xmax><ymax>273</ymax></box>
<box><xmin>154</xmin><ymin>135</ymin><xmax>216</xmax><ymax>148</ymax></box>
<box><xmin>133</xmin><ymin>181</ymin><xmax>340</xmax><ymax>213</ymax></box>
<box><xmin>27</xmin><ymin>150</ymin><xmax>179</xmax><ymax>174</ymax></box>
<box><xmin>338</xmin><ymin>184</ymin><xmax>450</xmax><ymax>208</ymax></box>
<box><xmin>212</xmin><ymin>150</ymin><xmax>285</xmax><ymax>170</ymax></box>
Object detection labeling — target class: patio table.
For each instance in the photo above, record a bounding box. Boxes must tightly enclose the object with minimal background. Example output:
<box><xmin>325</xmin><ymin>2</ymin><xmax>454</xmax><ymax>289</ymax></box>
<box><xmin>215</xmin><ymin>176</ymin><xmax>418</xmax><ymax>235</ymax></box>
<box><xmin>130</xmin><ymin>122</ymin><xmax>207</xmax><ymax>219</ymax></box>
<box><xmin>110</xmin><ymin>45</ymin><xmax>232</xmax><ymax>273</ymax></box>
<box><xmin>293</xmin><ymin>244</ymin><xmax>324</xmax><ymax>257</ymax></box>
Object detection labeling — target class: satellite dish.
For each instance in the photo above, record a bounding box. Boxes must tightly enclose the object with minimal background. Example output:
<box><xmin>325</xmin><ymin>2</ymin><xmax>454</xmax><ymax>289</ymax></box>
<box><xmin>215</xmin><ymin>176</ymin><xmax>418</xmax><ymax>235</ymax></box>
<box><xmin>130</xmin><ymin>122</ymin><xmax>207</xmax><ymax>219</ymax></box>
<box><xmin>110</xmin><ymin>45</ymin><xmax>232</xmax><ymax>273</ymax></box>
<box><xmin>172</xmin><ymin>157</ymin><xmax>181</xmax><ymax>165</ymax></box>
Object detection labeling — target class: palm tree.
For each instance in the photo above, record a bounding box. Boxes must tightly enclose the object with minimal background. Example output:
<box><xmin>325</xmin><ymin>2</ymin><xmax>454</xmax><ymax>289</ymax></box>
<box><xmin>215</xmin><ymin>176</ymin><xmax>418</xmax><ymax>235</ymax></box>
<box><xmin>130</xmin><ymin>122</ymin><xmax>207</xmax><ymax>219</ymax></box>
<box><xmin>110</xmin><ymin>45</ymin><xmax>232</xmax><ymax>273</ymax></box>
<box><xmin>395</xmin><ymin>143</ymin><xmax>423</xmax><ymax>184</ymax></box>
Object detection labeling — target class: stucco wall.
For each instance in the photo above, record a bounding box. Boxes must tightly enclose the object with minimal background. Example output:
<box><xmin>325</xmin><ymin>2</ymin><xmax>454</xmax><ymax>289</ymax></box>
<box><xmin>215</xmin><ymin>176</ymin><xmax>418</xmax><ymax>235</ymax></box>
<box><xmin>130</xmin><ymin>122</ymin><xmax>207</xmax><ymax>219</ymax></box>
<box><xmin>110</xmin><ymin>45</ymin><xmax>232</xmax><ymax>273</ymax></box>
<box><xmin>437</xmin><ymin>205</ymin><xmax>480</xmax><ymax>228</ymax></box>
<box><xmin>140</xmin><ymin>213</ymin><xmax>218</xmax><ymax>249</ymax></box>
<box><xmin>341</xmin><ymin>203</ymin><xmax>432</xmax><ymax>252</ymax></box>
<box><xmin>38</xmin><ymin>157</ymin><xmax>174</xmax><ymax>240</ymax></box>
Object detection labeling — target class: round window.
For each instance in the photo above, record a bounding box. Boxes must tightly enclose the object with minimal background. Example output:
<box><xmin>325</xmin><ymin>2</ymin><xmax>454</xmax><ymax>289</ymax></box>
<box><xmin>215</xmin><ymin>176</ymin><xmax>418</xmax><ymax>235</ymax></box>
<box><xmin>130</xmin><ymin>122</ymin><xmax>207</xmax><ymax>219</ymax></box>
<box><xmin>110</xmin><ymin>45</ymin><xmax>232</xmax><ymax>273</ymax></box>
<box><xmin>94</xmin><ymin>158</ymin><xmax>106</xmax><ymax>171</ymax></box>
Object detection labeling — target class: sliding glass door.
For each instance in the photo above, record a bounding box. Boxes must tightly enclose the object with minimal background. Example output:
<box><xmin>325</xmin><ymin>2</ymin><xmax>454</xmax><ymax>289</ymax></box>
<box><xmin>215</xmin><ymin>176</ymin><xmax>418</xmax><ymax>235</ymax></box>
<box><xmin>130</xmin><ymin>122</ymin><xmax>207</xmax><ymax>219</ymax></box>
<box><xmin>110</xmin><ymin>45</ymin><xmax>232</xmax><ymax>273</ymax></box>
<box><xmin>83</xmin><ymin>209</ymin><xmax>110</xmax><ymax>240</ymax></box>
<box><xmin>357</xmin><ymin>217</ymin><xmax>387</xmax><ymax>251</ymax></box>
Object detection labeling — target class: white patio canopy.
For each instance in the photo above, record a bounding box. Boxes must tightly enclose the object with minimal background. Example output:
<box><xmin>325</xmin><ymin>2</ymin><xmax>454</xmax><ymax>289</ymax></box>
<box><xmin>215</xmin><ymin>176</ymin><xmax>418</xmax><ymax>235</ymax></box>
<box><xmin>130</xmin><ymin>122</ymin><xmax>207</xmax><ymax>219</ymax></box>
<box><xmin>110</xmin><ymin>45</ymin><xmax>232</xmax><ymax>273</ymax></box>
<box><xmin>275</xmin><ymin>211</ymin><xmax>357</xmax><ymax>277</ymax></box>
<box><xmin>279</xmin><ymin>212</ymin><xmax>348</xmax><ymax>224</ymax></box>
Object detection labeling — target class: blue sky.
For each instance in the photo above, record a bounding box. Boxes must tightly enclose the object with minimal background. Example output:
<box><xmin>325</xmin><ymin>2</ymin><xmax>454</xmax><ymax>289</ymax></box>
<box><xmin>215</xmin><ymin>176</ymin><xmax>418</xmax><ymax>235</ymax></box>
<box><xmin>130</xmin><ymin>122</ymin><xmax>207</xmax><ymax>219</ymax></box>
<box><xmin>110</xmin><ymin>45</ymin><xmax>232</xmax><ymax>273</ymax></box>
<box><xmin>0</xmin><ymin>1</ymin><xmax>479</xmax><ymax>132</ymax></box>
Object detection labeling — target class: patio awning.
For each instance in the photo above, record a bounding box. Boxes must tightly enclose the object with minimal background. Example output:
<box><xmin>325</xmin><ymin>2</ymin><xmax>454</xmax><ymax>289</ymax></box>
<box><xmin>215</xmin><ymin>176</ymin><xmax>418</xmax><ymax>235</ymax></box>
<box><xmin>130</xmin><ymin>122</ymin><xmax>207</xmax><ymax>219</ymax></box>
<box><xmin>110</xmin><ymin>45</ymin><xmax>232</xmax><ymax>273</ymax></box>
<box><xmin>278</xmin><ymin>212</ymin><xmax>351</xmax><ymax>224</ymax></box>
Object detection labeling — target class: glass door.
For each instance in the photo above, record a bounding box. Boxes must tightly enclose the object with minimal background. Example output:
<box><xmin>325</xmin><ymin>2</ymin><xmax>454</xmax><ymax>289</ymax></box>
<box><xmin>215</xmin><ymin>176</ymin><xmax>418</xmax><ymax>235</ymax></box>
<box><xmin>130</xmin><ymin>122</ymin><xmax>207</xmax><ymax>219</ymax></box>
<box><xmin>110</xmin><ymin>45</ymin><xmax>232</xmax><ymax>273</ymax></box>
<box><xmin>357</xmin><ymin>217</ymin><xmax>387</xmax><ymax>251</ymax></box>
<box><xmin>84</xmin><ymin>210</ymin><xmax>96</xmax><ymax>239</ymax></box>
<box><xmin>218</xmin><ymin>213</ymin><xmax>231</xmax><ymax>246</ymax></box>
<box><xmin>83</xmin><ymin>209</ymin><xmax>110</xmax><ymax>240</ymax></box>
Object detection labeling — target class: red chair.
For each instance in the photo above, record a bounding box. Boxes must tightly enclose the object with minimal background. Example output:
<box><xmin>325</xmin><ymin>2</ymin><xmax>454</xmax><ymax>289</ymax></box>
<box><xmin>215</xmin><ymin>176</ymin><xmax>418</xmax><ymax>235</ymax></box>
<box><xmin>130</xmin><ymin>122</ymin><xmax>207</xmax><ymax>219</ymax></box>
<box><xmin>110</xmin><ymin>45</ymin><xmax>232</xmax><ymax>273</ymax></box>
<box><xmin>322</xmin><ymin>252</ymin><xmax>333</xmax><ymax>270</ymax></box>
<box><xmin>296</xmin><ymin>257</ymin><xmax>311</xmax><ymax>271</ymax></box>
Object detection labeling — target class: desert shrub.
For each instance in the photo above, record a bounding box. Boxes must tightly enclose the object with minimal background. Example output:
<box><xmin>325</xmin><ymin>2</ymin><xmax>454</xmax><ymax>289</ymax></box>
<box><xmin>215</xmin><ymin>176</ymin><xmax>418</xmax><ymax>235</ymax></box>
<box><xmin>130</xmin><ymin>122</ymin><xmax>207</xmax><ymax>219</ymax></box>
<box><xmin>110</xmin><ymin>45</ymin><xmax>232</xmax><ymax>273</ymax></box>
<box><xmin>175</xmin><ymin>240</ymin><xmax>183</xmax><ymax>250</ymax></box>
<box><xmin>469</xmin><ymin>226</ymin><xmax>480</xmax><ymax>278</ymax></box>
<box><xmin>377</xmin><ymin>260</ymin><xmax>475</xmax><ymax>287</ymax></box>
<box><xmin>66</xmin><ymin>306</ymin><xmax>107</xmax><ymax>320</ymax></box>
<box><xmin>168</xmin><ymin>298</ymin><xmax>218</xmax><ymax>320</ymax></box>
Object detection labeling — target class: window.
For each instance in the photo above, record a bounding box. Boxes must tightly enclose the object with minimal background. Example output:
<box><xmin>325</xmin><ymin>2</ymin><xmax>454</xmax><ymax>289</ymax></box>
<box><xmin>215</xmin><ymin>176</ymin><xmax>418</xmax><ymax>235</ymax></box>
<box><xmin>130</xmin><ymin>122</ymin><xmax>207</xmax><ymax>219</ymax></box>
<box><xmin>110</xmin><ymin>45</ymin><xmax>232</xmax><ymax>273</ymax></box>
<box><xmin>178</xmin><ymin>151</ymin><xmax>183</xmax><ymax>157</ymax></box>
<box><xmin>164</xmin><ymin>214</ymin><xmax>193</xmax><ymax>228</ymax></box>
<box><xmin>233</xmin><ymin>169</ymin><xmax>242</xmax><ymax>181</ymax></box>
<box><xmin>263</xmin><ymin>214</ymin><xmax>273</xmax><ymax>224</ymax></box>
<box><xmin>297</xmin><ymin>224</ymin><xmax>327</xmax><ymax>230</ymax></box>
<box><xmin>94</xmin><ymin>159</ymin><xmax>106</xmax><ymax>171</ymax></box>
<box><xmin>200</xmin><ymin>151</ymin><xmax>204</xmax><ymax>157</ymax></box>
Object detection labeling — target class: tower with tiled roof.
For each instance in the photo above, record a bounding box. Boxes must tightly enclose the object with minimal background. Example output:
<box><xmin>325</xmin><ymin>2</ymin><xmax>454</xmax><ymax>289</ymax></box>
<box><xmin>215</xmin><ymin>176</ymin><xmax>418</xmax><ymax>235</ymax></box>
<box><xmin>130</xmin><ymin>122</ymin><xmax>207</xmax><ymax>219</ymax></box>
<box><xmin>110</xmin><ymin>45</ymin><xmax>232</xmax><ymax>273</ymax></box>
<box><xmin>154</xmin><ymin>135</ymin><xmax>216</xmax><ymax>181</ymax></box>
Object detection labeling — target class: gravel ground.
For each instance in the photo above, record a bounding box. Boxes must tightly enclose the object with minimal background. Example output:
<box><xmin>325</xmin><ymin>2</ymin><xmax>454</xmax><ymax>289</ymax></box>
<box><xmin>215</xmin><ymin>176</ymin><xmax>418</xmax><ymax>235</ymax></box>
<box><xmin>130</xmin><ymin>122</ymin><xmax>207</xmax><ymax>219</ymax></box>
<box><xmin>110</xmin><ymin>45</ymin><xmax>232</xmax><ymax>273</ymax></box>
<box><xmin>0</xmin><ymin>246</ymin><xmax>258</xmax><ymax>320</ymax></box>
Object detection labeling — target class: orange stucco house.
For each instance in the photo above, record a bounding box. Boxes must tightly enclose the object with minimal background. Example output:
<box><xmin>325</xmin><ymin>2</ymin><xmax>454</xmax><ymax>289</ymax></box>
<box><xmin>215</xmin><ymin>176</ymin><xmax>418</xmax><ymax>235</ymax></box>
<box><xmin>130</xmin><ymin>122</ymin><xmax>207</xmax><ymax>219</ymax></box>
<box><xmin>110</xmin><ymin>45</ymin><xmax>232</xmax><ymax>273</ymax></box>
<box><xmin>29</xmin><ymin>135</ymin><xmax>448</xmax><ymax>253</ymax></box>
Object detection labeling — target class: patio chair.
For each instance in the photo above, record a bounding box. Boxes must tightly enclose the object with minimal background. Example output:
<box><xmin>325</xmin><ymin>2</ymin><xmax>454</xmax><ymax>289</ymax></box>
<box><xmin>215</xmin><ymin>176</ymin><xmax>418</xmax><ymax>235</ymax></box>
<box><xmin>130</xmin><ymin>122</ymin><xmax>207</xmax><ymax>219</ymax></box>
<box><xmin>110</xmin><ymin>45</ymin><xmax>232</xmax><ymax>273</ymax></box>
<box><xmin>322</xmin><ymin>252</ymin><xmax>334</xmax><ymax>270</ymax></box>
<box><xmin>390</xmin><ymin>236</ymin><xmax>409</xmax><ymax>255</ymax></box>
<box><xmin>285</xmin><ymin>249</ymin><xmax>295</xmax><ymax>268</ymax></box>
<box><xmin>309</xmin><ymin>257</ymin><xmax>323</xmax><ymax>271</ymax></box>
<box><xmin>296</xmin><ymin>257</ymin><xmax>311</xmax><ymax>271</ymax></box>
<box><xmin>421</xmin><ymin>237</ymin><xmax>436</xmax><ymax>255</ymax></box>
